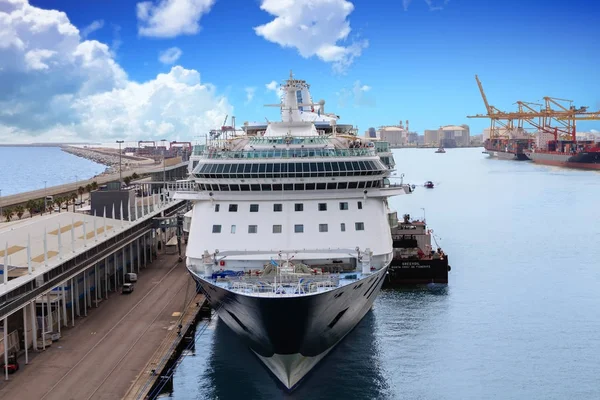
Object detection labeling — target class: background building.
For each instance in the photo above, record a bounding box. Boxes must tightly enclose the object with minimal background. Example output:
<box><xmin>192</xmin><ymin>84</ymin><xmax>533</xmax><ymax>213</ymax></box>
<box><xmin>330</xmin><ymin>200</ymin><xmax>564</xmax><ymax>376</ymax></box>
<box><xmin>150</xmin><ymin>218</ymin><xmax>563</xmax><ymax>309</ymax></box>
<box><xmin>440</xmin><ymin>125</ymin><xmax>470</xmax><ymax>147</ymax></box>
<box><xmin>424</xmin><ymin>129</ymin><xmax>439</xmax><ymax>145</ymax></box>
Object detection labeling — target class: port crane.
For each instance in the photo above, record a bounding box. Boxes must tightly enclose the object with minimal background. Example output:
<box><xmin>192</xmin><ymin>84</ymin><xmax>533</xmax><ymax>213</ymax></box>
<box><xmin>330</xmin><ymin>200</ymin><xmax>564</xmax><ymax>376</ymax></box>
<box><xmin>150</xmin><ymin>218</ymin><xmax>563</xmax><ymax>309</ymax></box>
<box><xmin>468</xmin><ymin>75</ymin><xmax>599</xmax><ymax>142</ymax></box>
<box><xmin>138</xmin><ymin>140</ymin><xmax>156</xmax><ymax>148</ymax></box>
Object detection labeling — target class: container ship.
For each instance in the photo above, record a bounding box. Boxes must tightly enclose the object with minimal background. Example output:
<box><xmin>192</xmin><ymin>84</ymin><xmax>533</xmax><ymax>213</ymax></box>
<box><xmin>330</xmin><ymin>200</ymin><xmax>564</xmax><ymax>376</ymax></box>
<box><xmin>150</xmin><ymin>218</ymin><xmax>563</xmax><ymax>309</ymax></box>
<box><xmin>483</xmin><ymin>138</ymin><xmax>533</xmax><ymax>160</ymax></box>
<box><xmin>525</xmin><ymin>140</ymin><xmax>600</xmax><ymax>170</ymax></box>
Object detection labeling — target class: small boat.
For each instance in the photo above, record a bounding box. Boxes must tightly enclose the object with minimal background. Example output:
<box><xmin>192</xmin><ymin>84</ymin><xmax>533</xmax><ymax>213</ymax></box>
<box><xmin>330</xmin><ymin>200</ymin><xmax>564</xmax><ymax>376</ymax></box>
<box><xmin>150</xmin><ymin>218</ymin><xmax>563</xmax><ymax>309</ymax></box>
<box><xmin>435</xmin><ymin>145</ymin><xmax>445</xmax><ymax>153</ymax></box>
<box><xmin>424</xmin><ymin>181</ymin><xmax>434</xmax><ymax>189</ymax></box>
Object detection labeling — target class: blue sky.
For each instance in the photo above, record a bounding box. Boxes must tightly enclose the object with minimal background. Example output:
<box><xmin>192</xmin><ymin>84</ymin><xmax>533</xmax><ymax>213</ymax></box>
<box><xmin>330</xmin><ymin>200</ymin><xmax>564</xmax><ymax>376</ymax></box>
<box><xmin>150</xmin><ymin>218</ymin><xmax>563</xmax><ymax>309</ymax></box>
<box><xmin>1</xmin><ymin>0</ymin><xmax>599</xmax><ymax>144</ymax></box>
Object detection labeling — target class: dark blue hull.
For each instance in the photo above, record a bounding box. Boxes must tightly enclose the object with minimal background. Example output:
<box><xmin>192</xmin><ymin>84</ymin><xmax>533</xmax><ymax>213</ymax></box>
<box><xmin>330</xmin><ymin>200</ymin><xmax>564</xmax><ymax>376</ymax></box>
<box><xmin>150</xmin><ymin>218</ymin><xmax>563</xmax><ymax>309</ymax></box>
<box><xmin>188</xmin><ymin>266</ymin><xmax>388</xmax><ymax>389</ymax></box>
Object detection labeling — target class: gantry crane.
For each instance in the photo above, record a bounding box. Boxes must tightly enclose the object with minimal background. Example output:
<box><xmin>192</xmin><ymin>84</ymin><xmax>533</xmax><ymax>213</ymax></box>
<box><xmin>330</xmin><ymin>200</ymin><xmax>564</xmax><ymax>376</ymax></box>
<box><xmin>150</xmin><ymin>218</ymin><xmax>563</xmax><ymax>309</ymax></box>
<box><xmin>468</xmin><ymin>75</ymin><xmax>599</xmax><ymax>142</ymax></box>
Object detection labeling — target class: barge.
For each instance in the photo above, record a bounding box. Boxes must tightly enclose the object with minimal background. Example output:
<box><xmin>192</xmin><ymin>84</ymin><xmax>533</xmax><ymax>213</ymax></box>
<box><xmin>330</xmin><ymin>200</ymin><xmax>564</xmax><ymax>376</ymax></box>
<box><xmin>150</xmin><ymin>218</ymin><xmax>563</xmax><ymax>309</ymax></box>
<box><xmin>383</xmin><ymin>213</ymin><xmax>450</xmax><ymax>287</ymax></box>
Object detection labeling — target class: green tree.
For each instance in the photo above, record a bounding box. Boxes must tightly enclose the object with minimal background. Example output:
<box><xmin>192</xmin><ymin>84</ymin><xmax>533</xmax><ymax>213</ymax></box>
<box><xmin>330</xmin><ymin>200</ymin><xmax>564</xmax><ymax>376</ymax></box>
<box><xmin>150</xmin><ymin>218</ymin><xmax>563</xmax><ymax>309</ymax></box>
<box><xmin>131</xmin><ymin>172</ymin><xmax>139</xmax><ymax>180</ymax></box>
<box><xmin>91</xmin><ymin>181</ymin><xmax>98</xmax><ymax>190</ymax></box>
<box><xmin>26</xmin><ymin>200</ymin><xmax>36</xmax><ymax>218</ymax></box>
<box><xmin>54</xmin><ymin>197</ymin><xmax>63</xmax><ymax>213</ymax></box>
<box><xmin>3</xmin><ymin>207</ymin><xmax>14</xmax><ymax>222</ymax></box>
<box><xmin>78</xmin><ymin>186</ymin><xmax>85</xmax><ymax>203</ymax></box>
<box><xmin>70</xmin><ymin>192</ymin><xmax>78</xmax><ymax>212</ymax></box>
<box><xmin>15</xmin><ymin>205</ymin><xmax>25</xmax><ymax>220</ymax></box>
<box><xmin>123</xmin><ymin>176</ymin><xmax>132</xmax><ymax>186</ymax></box>
<box><xmin>36</xmin><ymin>199</ymin><xmax>45</xmax><ymax>215</ymax></box>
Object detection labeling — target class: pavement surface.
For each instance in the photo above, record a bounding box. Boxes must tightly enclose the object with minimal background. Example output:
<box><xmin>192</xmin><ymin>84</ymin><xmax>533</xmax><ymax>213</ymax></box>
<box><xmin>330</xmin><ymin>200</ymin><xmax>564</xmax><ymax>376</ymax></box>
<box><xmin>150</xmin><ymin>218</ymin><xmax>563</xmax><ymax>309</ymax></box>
<box><xmin>0</xmin><ymin>247</ymin><xmax>196</xmax><ymax>400</ymax></box>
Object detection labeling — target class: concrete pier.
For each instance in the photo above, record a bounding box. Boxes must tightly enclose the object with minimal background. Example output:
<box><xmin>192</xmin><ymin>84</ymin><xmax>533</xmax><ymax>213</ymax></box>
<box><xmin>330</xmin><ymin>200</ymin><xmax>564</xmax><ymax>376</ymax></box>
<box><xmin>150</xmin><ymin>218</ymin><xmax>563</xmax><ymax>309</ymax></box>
<box><xmin>0</xmin><ymin>246</ymin><xmax>196</xmax><ymax>400</ymax></box>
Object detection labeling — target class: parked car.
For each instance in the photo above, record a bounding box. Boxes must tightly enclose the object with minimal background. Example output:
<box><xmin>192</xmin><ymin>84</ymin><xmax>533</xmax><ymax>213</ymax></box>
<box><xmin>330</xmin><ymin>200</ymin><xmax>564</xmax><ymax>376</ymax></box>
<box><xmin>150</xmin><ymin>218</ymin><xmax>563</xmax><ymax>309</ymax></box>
<box><xmin>122</xmin><ymin>283</ymin><xmax>134</xmax><ymax>294</ymax></box>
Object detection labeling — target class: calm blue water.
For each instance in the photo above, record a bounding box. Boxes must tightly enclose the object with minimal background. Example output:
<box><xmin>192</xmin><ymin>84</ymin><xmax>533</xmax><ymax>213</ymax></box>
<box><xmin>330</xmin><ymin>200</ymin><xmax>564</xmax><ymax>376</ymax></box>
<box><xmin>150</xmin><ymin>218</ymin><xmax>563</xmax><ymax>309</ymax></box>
<box><xmin>166</xmin><ymin>148</ymin><xmax>600</xmax><ymax>400</ymax></box>
<box><xmin>0</xmin><ymin>147</ymin><xmax>106</xmax><ymax>196</ymax></box>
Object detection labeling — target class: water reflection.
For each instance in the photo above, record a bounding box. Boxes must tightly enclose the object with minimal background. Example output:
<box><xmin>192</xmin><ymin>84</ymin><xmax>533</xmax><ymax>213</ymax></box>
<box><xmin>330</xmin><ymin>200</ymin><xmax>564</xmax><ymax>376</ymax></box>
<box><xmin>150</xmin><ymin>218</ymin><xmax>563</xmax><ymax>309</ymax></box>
<box><xmin>181</xmin><ymin>311</ymin><xmax>390</xmax><ymax>400</ymax></box>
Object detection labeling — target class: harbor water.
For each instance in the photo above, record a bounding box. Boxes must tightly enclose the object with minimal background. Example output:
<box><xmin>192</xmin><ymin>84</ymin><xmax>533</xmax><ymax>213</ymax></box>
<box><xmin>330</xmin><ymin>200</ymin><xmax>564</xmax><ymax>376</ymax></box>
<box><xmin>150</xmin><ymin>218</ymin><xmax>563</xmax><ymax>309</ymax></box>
<box><xmin>0</xmin><ymin>146</ymin><xmax>106</xmax><ymax>196</ymax></box>
<box><xmin>166</xmin><ymin>148</ymin><xmax>600</xmax><ymax>400</ymax></box>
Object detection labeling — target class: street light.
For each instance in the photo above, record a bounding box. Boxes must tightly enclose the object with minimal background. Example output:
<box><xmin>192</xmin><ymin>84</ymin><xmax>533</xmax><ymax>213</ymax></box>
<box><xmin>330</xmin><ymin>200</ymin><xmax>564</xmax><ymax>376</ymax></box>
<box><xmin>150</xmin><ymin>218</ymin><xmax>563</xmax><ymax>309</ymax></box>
<box><xmin>162</xmin><ymin>139</ymin><xmax>167</xmax><ymax>200</ymax></box>
<box><xmin>116</xmin><ymin>140</ymin><xmax>124</xmax><ymax>190</ymax></box>
<box><xmin>0</xmin><ymin>189</ymin><xmax>2</xmax><ymax>221</ymax></box>
<box><xmin>43</xmin><ymin>180</ymin><xmax>47</xmax><ymax>211</ymax></box>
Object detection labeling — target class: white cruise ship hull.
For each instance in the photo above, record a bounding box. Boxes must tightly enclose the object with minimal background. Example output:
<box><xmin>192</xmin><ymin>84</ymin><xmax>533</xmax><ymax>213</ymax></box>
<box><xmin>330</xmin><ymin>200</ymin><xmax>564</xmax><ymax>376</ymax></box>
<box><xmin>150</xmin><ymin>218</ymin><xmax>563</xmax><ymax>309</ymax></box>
<box><xmin>188</xmin><ymin>266</ymin><xmax>389</xmax><ymax>390</ymax></box>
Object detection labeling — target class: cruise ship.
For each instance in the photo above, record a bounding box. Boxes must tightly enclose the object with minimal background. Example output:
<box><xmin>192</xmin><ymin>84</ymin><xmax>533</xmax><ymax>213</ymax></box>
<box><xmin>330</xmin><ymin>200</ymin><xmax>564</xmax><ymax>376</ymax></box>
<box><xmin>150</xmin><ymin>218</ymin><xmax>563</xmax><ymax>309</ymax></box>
<box><xmin>174</xmin><ymin>72</ymin><xmax>412</xmax><ymax>390</ymax></box>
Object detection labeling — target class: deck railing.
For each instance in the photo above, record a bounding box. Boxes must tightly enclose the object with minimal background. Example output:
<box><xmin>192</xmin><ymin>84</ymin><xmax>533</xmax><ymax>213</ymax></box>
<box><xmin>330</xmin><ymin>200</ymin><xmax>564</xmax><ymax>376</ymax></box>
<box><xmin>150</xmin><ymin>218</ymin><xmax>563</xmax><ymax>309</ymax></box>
<box><xmin>199</xmin><ymin>148</ymin><xmax>376</xmax><ymax>160</ymax></box>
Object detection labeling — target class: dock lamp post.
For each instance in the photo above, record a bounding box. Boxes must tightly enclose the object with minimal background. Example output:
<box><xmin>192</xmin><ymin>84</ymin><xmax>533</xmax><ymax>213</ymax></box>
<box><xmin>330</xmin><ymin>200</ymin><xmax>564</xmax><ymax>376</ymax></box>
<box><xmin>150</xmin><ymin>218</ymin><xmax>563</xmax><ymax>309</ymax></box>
<box><xmin>116</xmin><ymin>140</ymin><xmax>124</xmax><ymax>190</ymax></box>
<box><xmin>43</xmin><ymin>180</ymin><xmax>47</xmax><ymax>211</ymax></box>
<box><xmin>162</xmin><ymin>138</ymin><xmax>167</xmax><ymax>200</ymax></box>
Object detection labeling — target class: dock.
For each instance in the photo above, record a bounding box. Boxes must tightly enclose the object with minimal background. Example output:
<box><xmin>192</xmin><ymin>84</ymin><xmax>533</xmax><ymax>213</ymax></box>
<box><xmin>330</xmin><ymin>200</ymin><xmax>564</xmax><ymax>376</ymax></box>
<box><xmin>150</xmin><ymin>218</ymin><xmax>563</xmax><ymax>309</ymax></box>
<box><xmin>123</xmin><ymin>292</ymin><xmax>209</xmax><ymax>400</ymax></box>
<box><xmin>0</xmin><ymin>245</ymin><xmax>198</xmax><ymax>400</ymax></box>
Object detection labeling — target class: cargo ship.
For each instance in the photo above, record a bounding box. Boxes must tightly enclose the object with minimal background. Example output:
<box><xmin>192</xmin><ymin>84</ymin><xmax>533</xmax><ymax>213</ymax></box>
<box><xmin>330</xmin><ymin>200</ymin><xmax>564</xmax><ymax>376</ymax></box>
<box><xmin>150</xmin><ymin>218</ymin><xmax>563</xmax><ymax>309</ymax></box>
<box><xmin>383</xmin><ymin>213</ymin><xmax>450</xmax><ymax>287</ymax></box>
<box><xmin>525</xmin><ymin>140</ymin><xmax>600</xmax><ymax>170</ymax></box>
<box><xmin>483</xmin><ymin>138</ymin><xmax>533</xmax><ymax>160</ymax></box>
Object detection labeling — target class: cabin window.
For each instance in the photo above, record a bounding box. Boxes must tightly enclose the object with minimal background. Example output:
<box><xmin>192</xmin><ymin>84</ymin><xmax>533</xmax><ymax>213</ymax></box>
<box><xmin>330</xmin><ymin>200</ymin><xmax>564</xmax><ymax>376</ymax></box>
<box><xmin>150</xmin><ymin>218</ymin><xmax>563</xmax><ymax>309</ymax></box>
<box><xmin>339</xmin><ymin>202</ymin><xmax>348</xmax><ymax>210</ymax></box>
<box><xmin>294</xmin><ymin>224</ymin><xmax>304</xmax><ymax>233</ymax></box>
<box><xmin>212</xmin><ymin>225</ymin><xmax>221</xmax><ymax>233</ymax></box>
<box><xmin>318</xmin><ymin>203</ymin><xmax>327</xmax><ymax>211</ymax></box>
<box><xmin>273</xmin><ymin>225</ymin><xmax>282</xmax><ymax>233</ymax></box>
<box><xmin>231</xmin><ymin>225</ymin><xmax>236</xmax><ymax>234</ymax></box>
<box><xmin>295</xmin><ymin>203</ymin><xmax>303</xmax><ymax>212</ymax></box>
<box><xmin>319</xmin><ymin>224</ymin><xmax>328</xmax><ymax>232</ymax></box>
<box><xmin>355</xmin><ymin>222</ymin><xmax>365</xmax><ymax>231</ymax></box>
<box><xmin>357</xmin><ymin>201</ymin><xmax>363</xmax><ymax>209</ymax></box>
<box><xmin>229</xmin><ymin>204</ymin><xmax>238</xmax><ymax>212</ymax></box>
<box><xmin>214</xmin><ymin>204</ymin><xmax>220</xmax><ymax>212</ymax></box>
<box><xmin>273</xmin><ymin>204</ymin><xmax>282</xmax><ymax>212</ymax></box>
<box><xmin>248</xmin><ymin>225</ymin><xmax>258</xmax><ymax>234</ymax></box>
<box><xmin>341</xmin><ymin>223</ymin><xmax>346</xmax><ymax>232</ymax></box>
<box><xmin>250</xmin><ymin>204</ymin><xmax>259</xmax><ymax>212</ymax></box>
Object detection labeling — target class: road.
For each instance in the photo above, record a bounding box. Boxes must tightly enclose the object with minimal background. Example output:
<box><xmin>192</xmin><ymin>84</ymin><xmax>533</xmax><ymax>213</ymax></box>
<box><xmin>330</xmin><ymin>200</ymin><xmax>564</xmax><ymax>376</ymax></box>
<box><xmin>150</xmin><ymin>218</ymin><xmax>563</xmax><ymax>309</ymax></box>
<box><xmin>0</xmin><ymin>248</ymin><xmax>196</xmax><ymax>400</ymax></box>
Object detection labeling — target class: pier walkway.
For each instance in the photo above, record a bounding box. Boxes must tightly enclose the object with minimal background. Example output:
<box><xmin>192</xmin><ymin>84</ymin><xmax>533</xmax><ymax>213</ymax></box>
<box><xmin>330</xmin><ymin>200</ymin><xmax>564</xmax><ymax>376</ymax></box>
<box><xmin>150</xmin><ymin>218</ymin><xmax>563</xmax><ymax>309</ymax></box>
<box><xmin>0</xmin><ymin>246</ymin><xmax>196</xmax><ymax>400</ymax></box>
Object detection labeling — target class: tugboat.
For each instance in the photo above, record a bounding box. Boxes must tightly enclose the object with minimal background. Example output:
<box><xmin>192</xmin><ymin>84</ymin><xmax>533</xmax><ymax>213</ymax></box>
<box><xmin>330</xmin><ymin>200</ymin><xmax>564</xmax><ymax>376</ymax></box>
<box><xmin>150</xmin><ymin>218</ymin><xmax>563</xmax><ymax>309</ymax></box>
<box><xmin>383</xmin><ymin>213</ymin><xmax>450</xmax><ymax>287</ymax></box>
<box><xmin>424</xmin><ymin>181</ymin><xmax>434</xmax><ymax>189</ymax></box>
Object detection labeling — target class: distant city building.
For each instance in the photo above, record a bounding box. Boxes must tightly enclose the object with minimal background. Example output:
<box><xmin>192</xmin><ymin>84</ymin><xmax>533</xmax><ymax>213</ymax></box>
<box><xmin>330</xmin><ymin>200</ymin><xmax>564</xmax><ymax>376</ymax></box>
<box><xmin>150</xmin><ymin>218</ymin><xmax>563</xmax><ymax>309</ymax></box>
<box><xmin>440</xmin><ymin>125</ymin><xmax>470</xmax><ymax>147</ymax></box>
<box><xmin>367</xmin><ymin>127</ymin><xmax>377</xmax><ymax>138</ymax></box>
<box><xmin>423</xmin><ymin>125</ymin><xmax>471</xmax><ymax>147</ymax></box>
<box><xmin>407</xmin><ymin>132</ymin><xmax>419</xmax><ymax>144</ymax></box>
<box><xmin>470</xmin><ymin>134</ymin><xmax>483</xmax><ymax>146</ymax></box>
<box><xmin>378</xmin><ymin>126</ymin><xmax>405</xmax><ymax>147</ymax></box>
<box><xmin>424</xmin><ymin>129</ymin><xmax>439</xmax><ymax>145</ymax></box>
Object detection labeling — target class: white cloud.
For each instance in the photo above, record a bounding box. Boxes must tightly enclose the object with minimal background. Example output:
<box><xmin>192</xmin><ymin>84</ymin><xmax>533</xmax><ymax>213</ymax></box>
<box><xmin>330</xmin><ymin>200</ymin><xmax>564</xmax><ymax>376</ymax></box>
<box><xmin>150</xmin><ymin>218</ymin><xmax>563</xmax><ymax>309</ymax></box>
<box><xmin>245</xmin><ymin>87</ymin><xmax>256</xmax><ymax>104</ymax></box>
<box><xmin>265</xmin><ymin>80</ymin><xmax>284</xmax><ymax>100</ymax></box>
<box><xmin>337</xmin><ymin>80</ymin><xmax>374</xmax><ymax>108</ymax></box>
<box><xmin>81</xmin><ymin>19</ymin><xmax>104</xmax><ymax>38</ymax></box>
<box><xmin>404</xmin><ymin>0</ymin><xmax>450</xmax><ymax>11</ymax></box>
<box><xmin>0</xmin><ymin>0</ymin><xmax>232</xmax><ymax>143</ymax></box>
<box><xmin>266</xmin><ymin>80</ymin><xmax>278</xmax><ymax>92</ymax></box>
<box><xmin>137</xmin><ymin>0</ymin><xmax>216</xmax><ymax>38</ymax></box>
<box><xmin>159</xmin><ymin>47</ymin><xmax>182</xmax><ymax>64</ymax></box>
<box><xmin>254</xmin><ymin>0</ymin><xmax>368</xmax><ymax>73</ymax></box>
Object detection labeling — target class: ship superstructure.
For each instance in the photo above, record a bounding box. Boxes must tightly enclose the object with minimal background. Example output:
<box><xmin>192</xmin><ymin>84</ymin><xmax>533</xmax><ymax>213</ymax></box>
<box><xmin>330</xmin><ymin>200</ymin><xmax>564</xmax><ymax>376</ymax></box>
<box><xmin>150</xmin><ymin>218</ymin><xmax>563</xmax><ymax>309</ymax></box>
<box><xmin>173</xmin><ymin>72</ymin><xmax>411</xmax><ymax>390</ymax></box>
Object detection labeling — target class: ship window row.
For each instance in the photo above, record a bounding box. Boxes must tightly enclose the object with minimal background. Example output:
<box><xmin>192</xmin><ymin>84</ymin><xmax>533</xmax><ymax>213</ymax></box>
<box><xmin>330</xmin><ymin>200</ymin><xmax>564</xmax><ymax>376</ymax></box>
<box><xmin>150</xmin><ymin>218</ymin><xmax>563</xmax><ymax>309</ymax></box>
<box><xmin>194</xmin><ymin>161</ymin><xmax>384</xmax><ymax>178</ymax></box>
<box><xmin>215</xmin><ymin>201</ymin><xmax>363</xmax><ymax>213</ymax></box>
<box><xmin>199</xmin><ymin>180</ymin><xmax>382</xmax><ymax>192</ymax></box>
<box><xmin>212</xmin><ymin>222</ymin><xmax>365</xmax><ymax>234</ymax></box>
